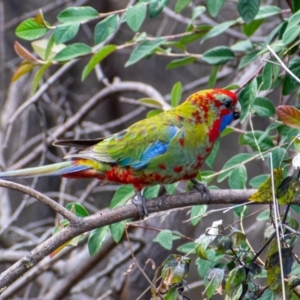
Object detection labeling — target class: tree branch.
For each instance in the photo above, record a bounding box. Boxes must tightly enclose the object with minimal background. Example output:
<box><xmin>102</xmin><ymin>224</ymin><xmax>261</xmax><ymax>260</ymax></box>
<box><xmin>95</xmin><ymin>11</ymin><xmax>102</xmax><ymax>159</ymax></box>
<box><xmin>0</xmin><ymin>187</ymin><xmax>278</xmax><ymax>291</ymax></box>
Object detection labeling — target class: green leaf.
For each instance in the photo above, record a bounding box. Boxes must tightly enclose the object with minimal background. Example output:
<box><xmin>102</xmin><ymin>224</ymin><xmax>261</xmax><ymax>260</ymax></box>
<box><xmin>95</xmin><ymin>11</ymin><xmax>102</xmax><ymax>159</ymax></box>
<box><xmin>125</xmin><ymin>3</ymin><xmax>147</xmax><ymax>32</ymax></box>
<box><xmin>233</xmin><ymin>205</ymin><xmax>248</xmax><ymax>218</ymax></box>
<box><xmin>205</xmin><ymin>138</ymin><xmax>220</xmax><ymax>168</ymax></box>
<box><xmin>149</xmin><ymin>0</ymin><xmax>170</xmax><ymax>18</ymax></box>
<box><xmin>258</xmin><ymin>289</ymin><xmax>275</xmax><ymax>300</ymax></box>
<box><xmin>191</xmin><ymin>6</ymin><xmax>206</xmax><ymax>22</ymax></box>
<box><xmin>16</xmin><ymin>18</ymin><xmax>49</xmax><ymax>41</ymax></box>
<box><xmin>265</xmin><ymin>23</ymin><xmax>283</xmax><ymax>45</ymax></box>
<box><xmin>190</xmin><ymin>205</ymin><xmax>208</xmax><ymax>226</ymax></box>
<box><xmin>153</xmin><ymin>230</ymin><xmax>180</xmax><ymax>250</ymax></box>
<box><xmin>88</xmin><ymin>226</ymin><xmax>109</xmax><ymax>256</ymax></box>
<box><xmin>165</xmin><ymin>289</ymin><xmax>179</xmax><ymax>300</ymax></box>
<box><xmin>177</xmin><ymin>242</ymin><xmax>195</xmax><ymax>254</ymax></box>
<box><xmin>196</xmin><ymin>252</ymin><xmax>215</xmax><ymax>277</ymax></box>
<box><xmin>45</xmin><ymin>35</ymin><xmax>55</xmax><ymax>60</ymax></box>
<box><xmin>218</xmin><ymin>153</ymin><xmax>252</xmax><ymax>182</ymax></box>
<box><xmin>54</xmin><ymin>43</ymin><xmax>92</xmax><ymax>61</ymax></box>
<box><xmin>57</xmin><ymin>6</ymin><xmax>99</xmax><ymax>23</ymax></box>
<box><xmin>195</xmin><ymin>233</ymin><xmax>217</xmax><ymax>260</ymax></box>
<box><xmin>202</xmin><ymin>46</ymin><xmax>235</xmax><ymax>65</ymax></box>
<box><xmin>241</xmin><ymin>130</ymin><xmax>274</xmax><ymax>151</ymax></box>
<box><xmin>110</xmin><ymin>220</ymin><xmax>126</xmax><ymax>243</ymax></box>
<box><xmin>170</xmin><ymin>81</ymin><xmax>182</xmax><ymax>107</ymax></box>
<box><xmin>231</xmin><ymin>40</ymin><xmax>252</xmax><ymax>52</ymax></box>
<box><xmin>32</xmin><ymin>63</ymin><xmax>52</xmax><ymax>93</ymax></box>
<box><xmin>256</xmin><ymin>209</ymin><xmax>270</xmax><ymax>221</ymax></box>
<box><xmin>94</xmin><ymin>14</ymin><xmax>119</xmax><ymax>44</ymax></box>
<box><xmin>143</xmin><ymin>185</ymin><xmax>160</xmax><ymax>199</ymax></box>
<box><xmin>254</xmin><ymin>5</ymin><xmax>281</xmax><ymax>20</ymax></box>
<box><xmin>288</xmin><ymin>10</ymin><xmax>300</xmax><ymax>27</ymax></box>
<box><xmin>175</xmin><ymin>0</ymin><xmax>192</xmax><ymax>13</ymax></box>
<box><xmin>224</xmin><ymin>83</ymin><xmax>240</xmax><ymax>90</ymax></box>
<box><xmin>242</xmin><ymin>19</ymin><xmax>264</xmax><ymax>37</ymax></box>
<box><xmin>229</xmin><ymin>165</ymin><xmax>247</xmax><ymax>189</ymax></box>
<box><xmin>238</xmin><ymin>50</ymin><xmax>259</xmax><ymax>69</ymax></box>
<box><xmin>147</xmin><ymin>109</ymin><xmax>163</xmax><ymax>118</ymax></box>
<box><xmin>66</xmin><ymin>202</ymin><xmax>89</xmax><ymax>217</ymax></box>
<box><xmin>263</xmin><ymin>41</ymin><xmax>285</xmax><ymax>55</ymax></box>
<box><xmin>225</xmin><ymin>266</ymin><xmax>246</xmax><ymax>299</ymax></box>
<box><xmin>252</xmin><ymin>97</ymin><xmax>276</xmax><ymax>117</ymax></box>
<box><xmin>283</xmin><ymin>57</ymin><xmax>300</xmax><ymax>95</ymax></box>
<box><xmin>201</xmin><ymin>20</ymin><xmax>236</xmax><ymax>43</ymax></box>
<box><xmin>249</xmin><ymin>175</ymin><xmax>269</xmax><ymax>188</ymax></box>
<box><xmin>166</xmin><ymin>57</ymin><xmax>196</xmax><ymax>69</ymax></box>
<box><xmin>237</xmin><ymin>0</ymin><xmax>260</xmax><ymax>24</ymax></box>
<box><xmin>180</xmin><ymin>26</ymin><xmax>211</xmax><ymax>44</ymax></box>
<box><xmin>261</xmin><ymin>62</ymin><xmax>280</xmax><ymax>91</ymax></box>
<box><xmin>164</xmin><ymin>182</ymin><xmax>179</xmax><ymax>194</ymax></box>
<box><xmin>110</xmin><ymin>185</ymin><xmax>135</xmax><ymax>209</ymax></box>
<box><xmin>204</xmin><ymin>268</ymin><xmax>225</xmax><ymax>298</ymax></box>
<box><xmin>82</xmin><ymin>44</ymin><xmax>117</xmax><ymax>80</ymax></box>
<box><xmin>269</xmin><ymin>147</ymin><xmax>286</xmax><ymax>169</ymax></box>
<box><xmin>291</xmin><ymin>204</ymin><xmax>300</xmax><ymax>214</ymax></box>
<box><xmin>293</xmin><ymin>0</ymin><xmax>300</xmax><ymax>12</ymax></box>
<box><xmin>138</xmin><ymin>98</ymin><xmax>163</xmax><ymax>108</ymax></box>
<box><xmin>206</xmin><ymin>0</ymin><xmax>226</xmax><ymax>17</ymax></box>
<box><xmin>125</xmin><ymin>38</ymin><xmax>165</xmax><ymax>67</ymax></box>
<box><xmin>31</xmin><ymin>38</ymin><xmax>65</xmax><ymax>61</ymax></box>
<box><xmin>54</xmin><ymin>23</ymin><xmax>80</xmax><ymax>44</ymax></box>
<box><xmin>239</xmin><ymin>78</ymin><xmax>257</xmax><ymax>122</ymax></box>
<box><xmin>283</xmin><ymin>25</ymin><xmax>300</xmax><ymax>45</ymax></box>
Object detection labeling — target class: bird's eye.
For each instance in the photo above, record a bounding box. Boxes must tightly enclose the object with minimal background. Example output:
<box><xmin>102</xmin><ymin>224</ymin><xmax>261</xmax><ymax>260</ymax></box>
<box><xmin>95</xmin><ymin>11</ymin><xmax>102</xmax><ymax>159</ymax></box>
<box><xmin>224</xmin><ymin>99</ymin><xmax>232</xmax><ymax>109</ymax></box>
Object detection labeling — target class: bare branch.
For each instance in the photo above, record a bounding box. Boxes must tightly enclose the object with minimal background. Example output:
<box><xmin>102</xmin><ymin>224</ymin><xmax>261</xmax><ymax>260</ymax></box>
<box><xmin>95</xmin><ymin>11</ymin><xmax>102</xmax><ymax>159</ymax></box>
<box><xmin>0</xmin><ymin>188</ymin><xmax>279</xmax><ymax>291</ymax></box>
<box><xmin>0</xmin><ymin>180</ymin><xmax>80</xmax><ymax>224</ymax></box>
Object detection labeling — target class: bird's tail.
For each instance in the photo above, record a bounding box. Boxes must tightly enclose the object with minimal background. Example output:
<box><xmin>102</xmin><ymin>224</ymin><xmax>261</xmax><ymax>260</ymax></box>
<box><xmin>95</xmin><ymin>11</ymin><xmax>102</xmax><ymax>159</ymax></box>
<box><xmin>0</xmin><ymin>161</ymin><xmax>91</xmax><ymax>179</ymax></box>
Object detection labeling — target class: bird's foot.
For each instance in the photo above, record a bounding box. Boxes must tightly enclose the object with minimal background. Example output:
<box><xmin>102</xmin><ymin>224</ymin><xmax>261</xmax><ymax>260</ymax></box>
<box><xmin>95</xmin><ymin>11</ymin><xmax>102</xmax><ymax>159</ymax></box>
<box><xmin>190</xmin><ymin>178</ymin><xmax>211</xmax><ymax>201</ymax></box>
<box><xmin>132</xmin><ymin>191</ymin><xmax>148</xmax><ymax>218</ymax></box>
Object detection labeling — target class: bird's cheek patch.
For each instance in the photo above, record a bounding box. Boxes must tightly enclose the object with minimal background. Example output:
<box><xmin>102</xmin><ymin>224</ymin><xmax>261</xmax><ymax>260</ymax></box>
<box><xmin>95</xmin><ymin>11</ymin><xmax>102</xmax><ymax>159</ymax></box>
<box><xmin>219</xmin><ymin>113</ymin><xmax>234</xmax><ymax>132</ymax></box>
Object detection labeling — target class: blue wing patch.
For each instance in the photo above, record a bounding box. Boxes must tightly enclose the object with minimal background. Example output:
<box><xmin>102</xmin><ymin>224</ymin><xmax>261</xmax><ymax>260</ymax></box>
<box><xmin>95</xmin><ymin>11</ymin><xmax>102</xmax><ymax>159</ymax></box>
<box><xmin>118</xmin><ymin>125</ymin><xmax>179</xmax><ymax>170</ymax></box>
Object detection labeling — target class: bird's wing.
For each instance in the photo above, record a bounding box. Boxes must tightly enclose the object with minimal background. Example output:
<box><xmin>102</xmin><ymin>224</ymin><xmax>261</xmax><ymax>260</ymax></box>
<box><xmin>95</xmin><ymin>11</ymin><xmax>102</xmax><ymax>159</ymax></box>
<box><xmin>64</xmin><ymin>114</ymin><xmax>183</xmax><ymax>169</ymax></box>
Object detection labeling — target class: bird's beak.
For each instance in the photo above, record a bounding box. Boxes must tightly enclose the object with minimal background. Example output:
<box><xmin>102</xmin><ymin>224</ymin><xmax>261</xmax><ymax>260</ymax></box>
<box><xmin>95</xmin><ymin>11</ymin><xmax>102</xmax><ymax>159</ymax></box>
<box><xmin>233</xmin><ymin>102</ymin><xmax>241</xmax><ymax>120</ymax></box>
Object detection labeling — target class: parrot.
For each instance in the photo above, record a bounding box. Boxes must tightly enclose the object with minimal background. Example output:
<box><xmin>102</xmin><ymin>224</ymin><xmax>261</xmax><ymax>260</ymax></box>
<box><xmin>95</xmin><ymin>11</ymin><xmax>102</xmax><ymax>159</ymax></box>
<box><xmin>0</xmin><ymin>89</ymin><xmax>240</xmax><ymax>217</ymax></box>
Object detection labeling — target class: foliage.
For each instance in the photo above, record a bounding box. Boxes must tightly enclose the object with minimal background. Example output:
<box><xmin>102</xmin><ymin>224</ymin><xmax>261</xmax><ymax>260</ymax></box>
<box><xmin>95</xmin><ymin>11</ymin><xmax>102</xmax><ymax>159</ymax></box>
<box><xmin>3</xmin><ymin>0</ymin><xmax>300</xmax><ymax>298</ymax></box>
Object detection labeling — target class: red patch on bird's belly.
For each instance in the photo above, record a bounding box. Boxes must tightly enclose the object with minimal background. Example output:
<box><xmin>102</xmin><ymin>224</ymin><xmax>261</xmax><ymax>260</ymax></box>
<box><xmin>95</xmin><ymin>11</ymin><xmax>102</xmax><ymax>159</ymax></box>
<box><xmin>159</xmin><ymin>164</ymin><xmax>166</xmax><ymax>170</ymax></box>
<box><xmin>182</xmin><ymin>173</ymin><xmax>197</xmax><ymax>180</ymax></box>
<box><xmin>105</xmin><ymin>166</ymin><xmax>168</xmax><ymax>190</ymax></box>
<box><xmin>174</xmin><ymin>166</ymin><xmax>183</xmax><ymax>173</ymax></box>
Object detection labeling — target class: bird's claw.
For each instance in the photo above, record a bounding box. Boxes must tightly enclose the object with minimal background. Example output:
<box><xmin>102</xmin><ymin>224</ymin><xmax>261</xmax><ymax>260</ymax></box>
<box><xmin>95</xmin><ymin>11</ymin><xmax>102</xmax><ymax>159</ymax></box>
<box><xmin>132</xmin><ymin>192</ymin><xmax>148</xmax><ymax>218</ymax></box>
<box><xmin>190</xmin><ymin>178</ymin><xmax>211</xmax><ymax>201</ymax></box>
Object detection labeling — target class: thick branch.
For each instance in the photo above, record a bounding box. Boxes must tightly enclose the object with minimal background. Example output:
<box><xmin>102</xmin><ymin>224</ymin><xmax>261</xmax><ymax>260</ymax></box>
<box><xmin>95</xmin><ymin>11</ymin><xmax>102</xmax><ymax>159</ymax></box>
<box><xmin>0</xmin><ymin>188</ymin><xmax>288</xmax><ymax>291</ymax></box>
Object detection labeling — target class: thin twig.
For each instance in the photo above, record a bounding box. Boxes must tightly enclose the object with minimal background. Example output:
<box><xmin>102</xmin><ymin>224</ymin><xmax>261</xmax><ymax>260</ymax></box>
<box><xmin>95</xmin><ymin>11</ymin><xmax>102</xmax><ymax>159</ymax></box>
<box><xmin>0</xmin><ymin>180</ymin><xmax>80</xmax><ymax>224</ymax></box>
<box><xmin>267</xmin><ymin>45</ymin><xmax>300</xmax><ymax>84</ymax></box>
<box><xmin>270</xmin><ymin>154</ymin><xmax>286</xmax><ymax>300</ymax></box>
